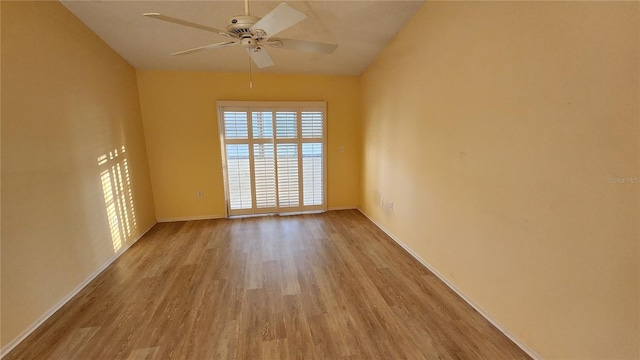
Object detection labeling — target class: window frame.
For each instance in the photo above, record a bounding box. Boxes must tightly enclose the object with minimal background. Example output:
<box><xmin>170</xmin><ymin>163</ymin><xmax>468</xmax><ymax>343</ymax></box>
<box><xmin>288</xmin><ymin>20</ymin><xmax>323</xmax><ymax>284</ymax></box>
<box><xmin>217</xmin><ymin>101</ymin><xmax>327</xmax><ymax>217</ymax></box>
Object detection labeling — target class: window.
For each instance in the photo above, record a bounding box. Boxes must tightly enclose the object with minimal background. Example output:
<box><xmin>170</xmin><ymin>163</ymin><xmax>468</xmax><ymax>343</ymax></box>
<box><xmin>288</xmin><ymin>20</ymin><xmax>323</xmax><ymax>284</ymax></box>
<box><xmin>218</xmin><ymin>101</ymin><xmax>326</xmax><ymax>216</ymax></box>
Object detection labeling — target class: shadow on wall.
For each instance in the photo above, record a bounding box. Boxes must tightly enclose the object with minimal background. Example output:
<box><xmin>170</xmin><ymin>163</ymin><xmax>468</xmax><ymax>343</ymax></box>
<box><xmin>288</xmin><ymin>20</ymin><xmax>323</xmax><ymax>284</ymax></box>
<box><xmin>98</xmin><ymin>146</ymin><xmax>137</xmax><ymax>252</ymax></box>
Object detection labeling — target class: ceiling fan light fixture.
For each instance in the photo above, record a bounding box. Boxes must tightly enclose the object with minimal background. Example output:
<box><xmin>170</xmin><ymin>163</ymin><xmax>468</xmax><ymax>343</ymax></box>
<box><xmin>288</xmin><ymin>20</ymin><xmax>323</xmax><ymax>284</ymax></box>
<box><xmin>241</xmin><ymin>38</ymin><xmax>258</xmax><ymax>49</ymax></box>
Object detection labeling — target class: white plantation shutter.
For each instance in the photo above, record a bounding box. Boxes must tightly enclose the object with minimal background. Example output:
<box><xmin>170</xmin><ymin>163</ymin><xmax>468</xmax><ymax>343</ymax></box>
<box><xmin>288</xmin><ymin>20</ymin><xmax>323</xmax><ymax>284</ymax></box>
<box><xmin>219</xmin><ymin>102</ymin><xmax>326</xmax><ymax>216</ymax></box>
<box><xmin>301</xmin><ymin>111</ymin><xmax>323</xmax><ymax>138</ymax></box>
<box><xmin>224</xmin><ymin>112</ymin><xmax>248</xmax><ymax>139</ymax></box>
<box><xmin>276</xmin><ymin>111</ymin><xmax>297</xmax><ymax>138</ymax></box>
<box><xmin>302</xmin><ymin>143</ymin><xmax>323</xmax><ymax>206</ymax></box>
<box><xmin>252</xmin><ymin>111</ymin><xmax>273</xmax><ymax>139</ymax></box>
<box><xmin>301</xmin><ymin>110</ymin><xmax>324</xmax><ymax>207</ymax></box>
<box><xmin>225</xmin><ymin>144</ymin><xmax>252</xmax><ymax>210</ymax></box>
<box><xmin>276</xmin><ymin>144</ymin><xmax>299</xmax><ymax>208</ymax></box>
<box><xmin>253</xmin><ymin>143</ymin><xmax>276</xmax><ymax>209</ymax></box>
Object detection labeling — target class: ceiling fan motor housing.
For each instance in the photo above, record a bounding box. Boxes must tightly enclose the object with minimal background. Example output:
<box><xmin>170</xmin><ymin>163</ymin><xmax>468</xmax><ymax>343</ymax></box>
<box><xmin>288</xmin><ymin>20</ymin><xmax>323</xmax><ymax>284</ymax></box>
<box><xmin>226</xmin><ymin>15</ymin><xmax>260</xmax><ymax>37</ymax></box>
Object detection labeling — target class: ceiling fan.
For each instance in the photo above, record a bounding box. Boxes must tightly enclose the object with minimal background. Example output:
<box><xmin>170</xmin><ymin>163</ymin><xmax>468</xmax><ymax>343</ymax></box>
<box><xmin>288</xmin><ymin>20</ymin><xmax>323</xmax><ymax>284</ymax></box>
<box><xmin>144</xmin><ymin>0</ymin><xmax>338</xmax><ymax>69</ymax></box>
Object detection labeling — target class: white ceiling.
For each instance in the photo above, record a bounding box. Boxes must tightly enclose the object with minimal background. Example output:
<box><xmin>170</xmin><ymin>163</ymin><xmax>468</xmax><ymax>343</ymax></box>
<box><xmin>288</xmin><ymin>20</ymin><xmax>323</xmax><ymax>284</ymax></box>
<box><xmin>61</xmin><ymin>0</ymin><xmax>424</xmax><ymax>76</ymax></box>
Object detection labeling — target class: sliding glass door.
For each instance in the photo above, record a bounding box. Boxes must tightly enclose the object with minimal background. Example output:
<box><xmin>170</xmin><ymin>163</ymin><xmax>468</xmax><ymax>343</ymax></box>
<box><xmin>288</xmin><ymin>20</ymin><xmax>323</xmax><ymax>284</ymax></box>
<box><xmin>218</xmin><ymin>101</ymin><xmax>326</xmax><ymax>216</ymax></box>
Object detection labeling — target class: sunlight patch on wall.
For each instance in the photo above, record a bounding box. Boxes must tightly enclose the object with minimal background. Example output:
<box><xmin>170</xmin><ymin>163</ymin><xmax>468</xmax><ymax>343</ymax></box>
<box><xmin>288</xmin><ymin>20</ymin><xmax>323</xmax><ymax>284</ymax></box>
<box><xmin>98</xmin><ymin>146</ymin><xmax>137</xmax><ymax>252</ymax></box>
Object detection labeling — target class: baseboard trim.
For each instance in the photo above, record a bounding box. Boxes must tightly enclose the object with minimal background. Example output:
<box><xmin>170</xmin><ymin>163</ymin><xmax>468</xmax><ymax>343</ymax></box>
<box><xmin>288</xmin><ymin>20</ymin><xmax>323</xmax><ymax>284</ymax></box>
<box><xmin>328</xmin><ymin>206</ymin><xmax>357</xmax><ymax>211</ymax></box>
<box><xmin>0</xmin><ymin>221</ymin><xmax>157</xmax><ymax>359</ymax></box>
<box><xmin>157</xmin><ymin>215</ymin><xmax>226</xmax><ymax>222</ymax></box>
<box><xmin>158</xmin><ymin>209</ymin><xmax>356</xmax><ymax>222</ymax></box>
<box><xmin>356</xmin><ymin>208</ymin><xmax>541</xmax><ymax>360</ymax></box>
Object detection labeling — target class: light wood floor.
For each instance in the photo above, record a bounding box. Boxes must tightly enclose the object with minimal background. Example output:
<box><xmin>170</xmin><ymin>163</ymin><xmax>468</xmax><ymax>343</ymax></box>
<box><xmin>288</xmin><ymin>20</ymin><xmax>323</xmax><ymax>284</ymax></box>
<box><xmin>6</xmin><ymin>210</ymin><xmax>529</xmax><ymax>359</ymax></box>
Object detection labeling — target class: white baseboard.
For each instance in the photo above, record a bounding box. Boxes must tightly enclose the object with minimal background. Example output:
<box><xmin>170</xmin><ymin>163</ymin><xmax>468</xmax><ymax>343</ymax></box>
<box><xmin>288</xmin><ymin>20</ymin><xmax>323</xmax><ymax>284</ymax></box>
<box><xmin>279</xmin><ymin>210</ymin><xmax>325</xmax><ymax>216</ymax></box>
<box><xmin>328</xmin><ymin>206</ymin><xmax>357</xmax><ymax>211</ymax></box>
<box><xmin>158</xmin><ymin>209</ymin><xmax>356</xmax><ymax>222</ymax></box>
<box><xmin>356</xmin><ymin>208</ymin><xmax>541</xmax><ymax>360</ymax></box>
<box><xmin>0</xmin><ymin>221</ymin><xmax>157</xmax><ymax>359</ymax></box>
<box><xmin>157</xmin><ymin>215</ymin><xmax>225</xmax><ymax>222</ymax></box>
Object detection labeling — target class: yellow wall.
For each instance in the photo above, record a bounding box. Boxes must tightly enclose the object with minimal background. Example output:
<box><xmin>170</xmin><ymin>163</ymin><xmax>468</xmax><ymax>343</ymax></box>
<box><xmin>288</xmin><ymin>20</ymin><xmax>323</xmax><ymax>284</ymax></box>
<box><xmin>360</xmin><ymin>2</ymin><xmax>639</xmax><ymax>359</ymax></box>
<box><xmin>1</xmin><ymin>1</ymin><xmax>156</xmax><ymax>348</ymax></box>
<box><xmin>137</xmin><ymin>71</ymin><xmax>360</xmax><ymax>220</ymax></box>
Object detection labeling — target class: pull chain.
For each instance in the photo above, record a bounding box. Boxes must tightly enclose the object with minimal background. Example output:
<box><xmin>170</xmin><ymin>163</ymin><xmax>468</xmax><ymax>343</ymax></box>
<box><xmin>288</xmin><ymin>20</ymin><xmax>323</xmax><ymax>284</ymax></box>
<box><xmin>248</xmin><ymin>53</ymin><xmax>253</xmax><ymax>89</ymax></box>
<box><xmin>245</xmin><ymin>0</ymin><xmax>252</xmax><ymax>88</ymax></box>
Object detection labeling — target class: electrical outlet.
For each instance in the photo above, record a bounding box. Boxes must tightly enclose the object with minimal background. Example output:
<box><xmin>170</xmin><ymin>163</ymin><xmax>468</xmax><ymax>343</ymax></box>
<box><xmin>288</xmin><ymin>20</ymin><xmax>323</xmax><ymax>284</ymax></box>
<box><xmin>197</xmin><ymin>191</ymin><xmax>203</xmax><ymax>198</ymax></box>
<box><xmin>388</xmin><ymin>202</ymin><xmax>394</xmax><ymax>211</ymax></box>
<box><xmin>380</xmin><ymin>197</ymin><xmax>384</xmax><ymax>206</ymax></box>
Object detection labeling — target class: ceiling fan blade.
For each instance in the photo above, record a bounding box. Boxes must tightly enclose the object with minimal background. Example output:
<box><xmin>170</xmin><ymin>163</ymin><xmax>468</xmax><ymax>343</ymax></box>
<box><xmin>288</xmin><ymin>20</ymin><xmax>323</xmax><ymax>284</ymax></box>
<box><xmin>250</xmin><ymin>3</ymin><xmax>307</xmax><ymax>38</ymax></box>
<box><xmin>247</xmin><ymin>48</ymin><xmax>274</xmax><ymax>68</ymax></box>
<box><xmin>172</xmin><ymin>41</ymin><xmax>239</xmax><ymax>56</ymax></box>
<box><xmin>268</xmin><ymin>38</ymin><xmax>337</xmax><ymax>54</ymax></box>
<box><xmin>143</xmin><ymin>13</ymin><xmax>235</xmax><ymax>38</ymax></box>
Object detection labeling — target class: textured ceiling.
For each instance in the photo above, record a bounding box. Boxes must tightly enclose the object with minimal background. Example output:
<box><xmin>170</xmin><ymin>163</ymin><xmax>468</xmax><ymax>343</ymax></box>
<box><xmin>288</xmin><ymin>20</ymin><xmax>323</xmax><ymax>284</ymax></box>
<box><xmin>61</xmin><ymin>0</ymin><xmax>424</xmax><ymax>76</ymax></box>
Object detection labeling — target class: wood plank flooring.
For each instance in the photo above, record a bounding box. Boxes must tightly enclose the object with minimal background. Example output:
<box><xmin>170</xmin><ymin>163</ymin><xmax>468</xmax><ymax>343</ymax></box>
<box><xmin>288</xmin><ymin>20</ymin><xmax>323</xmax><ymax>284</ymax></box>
<box><xmin>5</xmin><ymin>210</ymin><xmax>530</xmax><ymax>359</ymax></box>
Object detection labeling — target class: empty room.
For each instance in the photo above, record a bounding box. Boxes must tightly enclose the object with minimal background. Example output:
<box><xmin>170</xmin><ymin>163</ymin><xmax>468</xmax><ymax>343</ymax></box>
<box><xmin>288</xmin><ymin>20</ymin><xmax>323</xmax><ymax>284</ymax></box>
<box><xmin>2</xmin><ymin>0</ymin><xmax>638</xmax><ymax>359</ymax></box>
